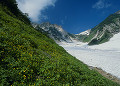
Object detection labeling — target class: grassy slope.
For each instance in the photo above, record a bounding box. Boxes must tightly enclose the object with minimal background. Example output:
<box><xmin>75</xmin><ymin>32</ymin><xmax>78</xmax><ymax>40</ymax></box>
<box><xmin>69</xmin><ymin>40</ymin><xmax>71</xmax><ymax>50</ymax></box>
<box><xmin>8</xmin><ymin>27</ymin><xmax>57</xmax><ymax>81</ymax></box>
<box><xmin>0</xmin><ymin>3</ymin><xmax>120</xmax><ymax>86</ymax></box>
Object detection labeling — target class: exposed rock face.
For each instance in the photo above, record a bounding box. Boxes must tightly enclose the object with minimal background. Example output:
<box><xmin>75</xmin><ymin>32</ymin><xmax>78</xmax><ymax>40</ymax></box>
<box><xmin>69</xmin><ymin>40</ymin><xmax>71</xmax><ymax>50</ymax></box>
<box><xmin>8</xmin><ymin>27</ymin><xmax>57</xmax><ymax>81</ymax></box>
<box><xmin>115</xmin><ymin>10</ymin><xmax>120</xmax><ymax>14</ymax></box>
<box><xmin>32</xmin><ymin>10</ymin><xmax>120</xmax><ymax>45</ymax></box>
<box><xmin>79</xmin><ymin>11</ymin><xmax>120</xmax><ymax>45</ymax></box>
<box><xmin>32</xmin><ymin>22</ymin><xmax>73</xmax><ymax>43</ymax></box>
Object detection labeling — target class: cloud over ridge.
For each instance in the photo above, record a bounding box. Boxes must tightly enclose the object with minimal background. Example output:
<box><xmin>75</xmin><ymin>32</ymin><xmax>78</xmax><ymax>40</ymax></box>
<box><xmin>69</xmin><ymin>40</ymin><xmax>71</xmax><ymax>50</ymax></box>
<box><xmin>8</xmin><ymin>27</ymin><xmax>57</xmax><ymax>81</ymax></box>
<box><xmin>17</xmin><ymin>0</ymin><xmax>56</xmax><ymax>22</ymax></box>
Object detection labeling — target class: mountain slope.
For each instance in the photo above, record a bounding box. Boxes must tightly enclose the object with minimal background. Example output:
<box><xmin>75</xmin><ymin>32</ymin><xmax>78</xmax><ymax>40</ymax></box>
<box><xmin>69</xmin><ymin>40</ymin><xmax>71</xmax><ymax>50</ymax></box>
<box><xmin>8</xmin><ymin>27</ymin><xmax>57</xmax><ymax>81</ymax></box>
<box><xmin>89</xmin><ymin>32</ymin><xmax>120</xmax><ymax>51</ymax></box>
<box><xmin>33</xmin><ymin>22</ymin><xmax>73</xmax><ymax>43</ymax></box>
<box><xmin>80</xmin><ymin>11</ymin><xmax>120</xmax><ymax>45</ymax></box>
<box><xmin>0</xmin><ymin>1</ymin><xmax>120</xmax><ymax>86</ymax></box>
<box><xmin>76</xmin><ymin>30</ymin><xmax>91</xmax><ymax>41</ymax></box>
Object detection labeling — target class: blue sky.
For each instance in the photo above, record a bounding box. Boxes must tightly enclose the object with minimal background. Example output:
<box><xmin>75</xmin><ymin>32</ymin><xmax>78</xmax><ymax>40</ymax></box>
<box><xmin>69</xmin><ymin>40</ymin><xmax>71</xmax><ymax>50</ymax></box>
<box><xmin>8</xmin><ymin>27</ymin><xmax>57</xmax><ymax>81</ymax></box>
<box><xmin>17</xmin><ymin>0</ymin><xmax>120</xmax><ymax>34</ymax></box>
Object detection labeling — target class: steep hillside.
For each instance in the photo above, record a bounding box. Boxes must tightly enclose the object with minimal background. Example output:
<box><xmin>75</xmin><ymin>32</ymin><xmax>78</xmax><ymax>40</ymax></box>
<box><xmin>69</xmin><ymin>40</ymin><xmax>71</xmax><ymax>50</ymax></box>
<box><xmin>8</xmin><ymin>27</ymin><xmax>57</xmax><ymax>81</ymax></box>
<box><xmin>33</xmin><ymin>22</ymin><xmax>72</xmax><ymax>43</ymax></box>
<box><xmin>0</xmin><ymin>1</ymin><xmax>120</xmax><ymax>86</ymax></box>
<box><xmin>0</xmin><ymin>0</ymin><xmax>30</xmax><ymax>25</ymax></box>
<box><xmin>89</xmin><ymin>32</ymin><xmax>120</xmax><ymax>51</ymax></box>
<box><xmin>80</xmin><ymin>11</ymin><xmax>120</xmax><ymax>45</ymax></box>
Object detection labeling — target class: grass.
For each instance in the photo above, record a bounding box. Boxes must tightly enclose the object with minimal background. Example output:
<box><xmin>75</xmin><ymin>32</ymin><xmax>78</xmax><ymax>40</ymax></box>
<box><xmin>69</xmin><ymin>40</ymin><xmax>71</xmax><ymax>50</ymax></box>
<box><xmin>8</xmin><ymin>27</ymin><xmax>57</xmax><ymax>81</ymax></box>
<box><xmin>0</xmin><ymin>2</ymin><xmax>120</xmax><ymax>86</ymax></box>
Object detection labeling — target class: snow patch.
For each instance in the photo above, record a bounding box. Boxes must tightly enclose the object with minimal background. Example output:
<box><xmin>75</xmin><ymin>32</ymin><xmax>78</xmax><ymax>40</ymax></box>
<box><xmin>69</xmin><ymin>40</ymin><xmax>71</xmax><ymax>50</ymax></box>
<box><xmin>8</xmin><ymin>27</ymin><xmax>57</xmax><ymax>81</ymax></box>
<box><xmin>89</xmin><ymin>32</ymin><xmax>120</xmax><ymax>52</ymax></box>
<box><xmin>77</xmin><ymin>30</ymin><xmax>91</xmax><ymax>36</ymax></box>
<box><xmin>59</xmin><ymin>38</ymin><xmax>120</xmax><ymax>78</ymax></box>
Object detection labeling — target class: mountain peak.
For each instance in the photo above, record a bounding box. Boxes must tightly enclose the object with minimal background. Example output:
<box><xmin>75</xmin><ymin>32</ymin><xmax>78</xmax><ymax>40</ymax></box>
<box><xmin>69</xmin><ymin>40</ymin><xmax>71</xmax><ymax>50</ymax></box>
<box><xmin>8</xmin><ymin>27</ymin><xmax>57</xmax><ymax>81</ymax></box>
<box><xmin>115</xmin><ymin>10</ymin><xmax>120</xmax><ymax>14</ymax></box>
<box><xmin>33</xmin><ymin>22</ymin><xmax>73</xmax><ymax>42</ymax></box>
<box><xmin>76</xmin><ymin>29</ymin><xmax>91</xmax><ymax>36</ymax></box>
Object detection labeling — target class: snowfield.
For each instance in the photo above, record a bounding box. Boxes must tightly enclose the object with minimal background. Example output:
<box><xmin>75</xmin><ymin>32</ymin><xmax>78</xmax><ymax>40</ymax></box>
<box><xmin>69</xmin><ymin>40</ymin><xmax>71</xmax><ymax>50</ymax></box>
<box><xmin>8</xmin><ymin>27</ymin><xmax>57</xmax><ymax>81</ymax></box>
<box><xmin>59</xmin><ymin>33</ymin><xmax>120</xmax><ymax>79</ymax></box>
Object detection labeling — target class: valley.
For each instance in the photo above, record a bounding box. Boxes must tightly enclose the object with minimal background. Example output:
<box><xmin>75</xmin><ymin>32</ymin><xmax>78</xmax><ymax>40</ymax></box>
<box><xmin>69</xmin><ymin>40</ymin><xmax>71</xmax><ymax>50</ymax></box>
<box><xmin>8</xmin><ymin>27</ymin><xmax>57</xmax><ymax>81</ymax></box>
<box><xmin>60</xmin><ymin>41</ymin><xmax>120</xmax><ymax>79</ymax></box>
<box><xmin>1</xmin><ymin>0</ymin><xmax>120</xmax><ymax>85</ymax></box>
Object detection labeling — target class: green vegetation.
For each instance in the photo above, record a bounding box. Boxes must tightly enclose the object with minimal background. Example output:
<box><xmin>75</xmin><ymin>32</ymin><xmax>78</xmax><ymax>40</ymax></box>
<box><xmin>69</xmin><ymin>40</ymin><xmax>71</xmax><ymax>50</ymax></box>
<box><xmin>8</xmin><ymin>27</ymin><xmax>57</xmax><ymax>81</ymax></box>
<box><xmin>83</xmin><ymin>31</ymin><xmax>96</xmax><ymax>43</ymax></box>
<box><xmin>0</xmin><ymin>0</ymin><xmax>30</xmax><ymax>24</ymax></box>
<box><xmin>81</xmin><ymin>13</ymin><xmax>120</xmax><ymax>45</ymax></box>
<box><xmin>91</xmin><ymin>14</ymin><xmax>120</xmax><ymax>32</ymax></box>
<box><xmin>0</xmin><ymin>1</ymin><xmax>120</xmax><ymax>86</ymax></box>
<box><xmin>88</xmin><ymin>30</ymin><xmax>112</xmax><ymax>45</ymax></box>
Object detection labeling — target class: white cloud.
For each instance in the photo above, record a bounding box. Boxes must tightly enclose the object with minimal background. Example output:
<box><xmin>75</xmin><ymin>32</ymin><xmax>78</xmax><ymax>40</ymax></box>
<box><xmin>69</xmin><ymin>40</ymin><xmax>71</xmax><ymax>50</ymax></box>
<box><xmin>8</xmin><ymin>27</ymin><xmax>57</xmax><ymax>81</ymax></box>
<box><xmin>92</xmin><ymin>0</ymin><xmax>111</xmax><ymax>9</ymax></box>
<box><xmin>16</xmin><ymin>0</ymin><xmax>56</xmax><ymax>22</ymax></box>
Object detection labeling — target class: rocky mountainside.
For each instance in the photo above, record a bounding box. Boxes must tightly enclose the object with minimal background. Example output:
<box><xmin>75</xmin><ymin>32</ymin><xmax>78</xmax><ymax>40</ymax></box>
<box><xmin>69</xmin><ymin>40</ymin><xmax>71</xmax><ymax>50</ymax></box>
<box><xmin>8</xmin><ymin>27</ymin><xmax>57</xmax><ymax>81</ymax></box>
<box><xmin>79</xmin><ymin>11</ymin><xmax>120</xmax><ymax>45</ymax></box>
<box><xmin>32</xmin><ymin>22</ymin><xmax>73</xmax><ymax>43</ymax></box>
<box><xmin>34</xmin><ymin>10</ymin><xmax>120</xmax><ymax>45</ymax></box>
